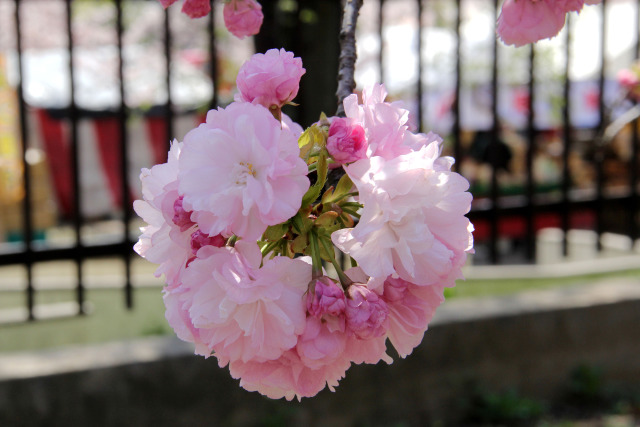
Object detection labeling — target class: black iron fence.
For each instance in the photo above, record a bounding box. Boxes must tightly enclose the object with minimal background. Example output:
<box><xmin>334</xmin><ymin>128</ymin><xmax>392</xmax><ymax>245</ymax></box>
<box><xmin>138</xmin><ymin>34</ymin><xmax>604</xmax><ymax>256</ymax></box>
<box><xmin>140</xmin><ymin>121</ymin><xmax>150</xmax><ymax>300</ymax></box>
<box><xmin>0</xmin><ymin>0</ymin><xmax>639</xmax><ymax>323</ymax></box>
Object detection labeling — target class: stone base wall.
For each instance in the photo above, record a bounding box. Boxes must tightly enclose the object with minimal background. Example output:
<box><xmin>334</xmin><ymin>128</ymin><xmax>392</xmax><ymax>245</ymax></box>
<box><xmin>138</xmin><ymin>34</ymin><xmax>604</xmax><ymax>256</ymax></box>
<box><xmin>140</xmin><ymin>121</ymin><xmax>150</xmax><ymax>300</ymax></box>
<box><xmin>1</xmin><ymin>290</ymin><xmax>639</xmax><ymax>426</ymax></box>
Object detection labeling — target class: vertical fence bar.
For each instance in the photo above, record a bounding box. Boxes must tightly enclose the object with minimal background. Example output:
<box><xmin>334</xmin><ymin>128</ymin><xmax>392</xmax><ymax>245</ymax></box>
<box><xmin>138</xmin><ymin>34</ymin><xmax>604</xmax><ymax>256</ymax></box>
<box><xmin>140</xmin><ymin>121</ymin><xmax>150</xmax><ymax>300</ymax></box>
<box><xmin>489</xmin><ymin>0</ymin><xmax>500</xmax><ymax>264</ymax></box>
<box><xmin>378</xmin><ymin>0</ymin><xmax>385</xmax><ymax>84</ymax></box>
<box><xmin>208</xmin><ymin>0</ymin><xmax>218</xmax><ymax>110</ymax></box>
<box><xmin>525</xmin><ymin>45</ymin><xmax>536</xmax><ymax>261</ymax></box>
<box><xmin>115</xmin><ymin>0</ymin><xmax>133</xmax><ymax>308</ymax></box>
<box><xmin>595</xmin><ymin>0</ymin><xmax>607</xmax><ymax>252</ymax></box>
<box><xmin>164</xmin><ymin>8</ymin><xmax>174</xmax><ymax>152</ymax></box>
<box><xmin>629</xmin><ymin>0</ymin><xmax>640</xmax><ymax>244</ymax></box>
<box><xmin>416</xmin><ymin>0</ymin><xmax>423</xmax><ymax>133</ymax></box>
<box><xmin>452</xmin><ymin>0</ymin><xmax>462</xmax><ymax>172</ymax></box>
<box><xmin>66</xmin><ymin>0</ymin><xmax>85</xmax><ymax>315</ymax></box>
<box><xmin>561</xmin><ymin>19</ymin><xmax>573</xmax><ymax>257</ymax></box>
<box><xmin>14</xmin><ymin>0</ymin><xmax>35</xmax><ymax>320</ymax></box>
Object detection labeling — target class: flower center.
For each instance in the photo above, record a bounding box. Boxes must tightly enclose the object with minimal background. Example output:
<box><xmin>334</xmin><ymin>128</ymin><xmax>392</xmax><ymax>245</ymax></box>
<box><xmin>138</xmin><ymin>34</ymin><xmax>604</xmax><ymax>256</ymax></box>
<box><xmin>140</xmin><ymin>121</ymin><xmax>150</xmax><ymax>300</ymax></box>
<box><xmin>233</xmin><ymin>161</ymin><xmax>257</xmax><ymax>186</ymax></box>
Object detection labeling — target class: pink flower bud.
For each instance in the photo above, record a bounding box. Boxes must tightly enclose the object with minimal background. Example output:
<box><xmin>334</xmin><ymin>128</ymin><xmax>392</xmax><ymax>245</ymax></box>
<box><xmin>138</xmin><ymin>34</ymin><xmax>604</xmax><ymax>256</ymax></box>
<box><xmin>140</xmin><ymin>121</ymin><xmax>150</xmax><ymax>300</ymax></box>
<box><xmin>223</xmin><ymin>0</ymin><xmax>264</xmax><ymax>39</ymax></box>
<box><xmin>306</xmin><ymin>277</ymin><xmax>346</xmax><ymax>318</ymax></box>
<box><xmin>172</xmin><ymin>196</ymin><xmax>195</xmax><ymax>232</ymax></box>
<box><xmin>236</xmin><ymin>48</ymin><xmax>306</xmax><ymax>110</ymax></box>
<box><xmin>345</xmin><ymin>285</ymin><xmax>389</xmax><ymax>340</ymax></box>
<box><xmin>190</xmin><ymin>230</ymin><xmax>226</xmax><ymax>255</ymax></box>
<box><xmin>326</xmin><ymin>117</ymin><xmax>368</xmax><ymax>165</ymax></box>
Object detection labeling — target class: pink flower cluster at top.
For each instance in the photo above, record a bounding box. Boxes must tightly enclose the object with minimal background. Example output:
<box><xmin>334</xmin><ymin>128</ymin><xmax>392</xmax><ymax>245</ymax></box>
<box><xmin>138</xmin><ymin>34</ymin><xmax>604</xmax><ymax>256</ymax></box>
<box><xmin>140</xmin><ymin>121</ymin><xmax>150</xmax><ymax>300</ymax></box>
<box><xmin>497</xmin><ymin>0</ymin><xmax>601</xmax><ymax>47</ymax></box>
<box><xmin>135</xmin><ymin>48</ymin><xmax>474</xmax><ymax>400</ymax></box>
<box><xmin>158</xmin><ymin>0</ymin><xmax>263</xmax><ymax>39</ymax></box>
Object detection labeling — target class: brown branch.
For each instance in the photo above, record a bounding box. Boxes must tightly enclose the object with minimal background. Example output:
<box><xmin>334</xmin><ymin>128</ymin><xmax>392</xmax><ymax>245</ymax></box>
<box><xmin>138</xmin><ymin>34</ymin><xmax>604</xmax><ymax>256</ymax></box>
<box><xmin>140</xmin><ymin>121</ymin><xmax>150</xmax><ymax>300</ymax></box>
<box><xmin>335</xmin><ymin>0</ymin><xmax>363</xmax><ymax>117</ymax></box>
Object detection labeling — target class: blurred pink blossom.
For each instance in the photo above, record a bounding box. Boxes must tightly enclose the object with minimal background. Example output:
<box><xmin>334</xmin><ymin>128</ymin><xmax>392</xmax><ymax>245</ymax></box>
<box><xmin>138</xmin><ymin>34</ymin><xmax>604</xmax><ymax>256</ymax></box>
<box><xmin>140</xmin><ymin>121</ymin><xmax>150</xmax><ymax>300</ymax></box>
<box><xmin>497</xmin><ymin>0</ymin><xmax>601</xmax><ymax>47</ymax></box>
<box><xmin>235</xmin><ymin>49</ymin><xmax>306</xmax><ymax>111</ymax></box>
<box><xmin>497</xmin><ymin>0</ymin><xmax>565</xmax><ymax>47</ymax></box>
<box><xmin>223</xmin><ymin>0</ymin><xmax>264</xmax><ymax>39</ymax></box>
<box><xmin>618</xmin><ymin>66</ymin><xmax>640</xmax><ymax>101</ymax></box>
<box><xmin>158</xmin><ymin>0</ymin><xmax>211</xmax><ymax>19</ymax></box>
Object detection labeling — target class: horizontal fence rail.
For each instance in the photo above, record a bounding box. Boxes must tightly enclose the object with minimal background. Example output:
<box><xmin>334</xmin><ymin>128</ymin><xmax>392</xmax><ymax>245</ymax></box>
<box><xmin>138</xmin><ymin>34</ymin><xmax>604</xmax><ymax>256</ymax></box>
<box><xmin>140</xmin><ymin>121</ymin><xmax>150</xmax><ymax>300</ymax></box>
<box><xmin>0</xmin><ymin>0</ymin><xmax>639</xmax><ymax>323</ymax></box>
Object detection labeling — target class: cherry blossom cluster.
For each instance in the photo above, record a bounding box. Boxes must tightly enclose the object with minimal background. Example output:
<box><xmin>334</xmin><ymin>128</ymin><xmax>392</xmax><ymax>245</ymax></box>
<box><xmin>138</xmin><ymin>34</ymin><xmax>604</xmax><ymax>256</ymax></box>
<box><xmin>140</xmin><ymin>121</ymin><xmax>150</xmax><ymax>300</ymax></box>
<box><xmin>134</xmin><ymin>48</ymin><xmax>474</xmax><ymax>400</ymax></box>
<box><xmin>158</xmin><ymin>0</ymin><xmax>263</xmax><ymax>39</ymax></box>
<box><xmin>497</xmin><ymin>0</ymin><xmax>601</xmax><ymax>47</ymax></box>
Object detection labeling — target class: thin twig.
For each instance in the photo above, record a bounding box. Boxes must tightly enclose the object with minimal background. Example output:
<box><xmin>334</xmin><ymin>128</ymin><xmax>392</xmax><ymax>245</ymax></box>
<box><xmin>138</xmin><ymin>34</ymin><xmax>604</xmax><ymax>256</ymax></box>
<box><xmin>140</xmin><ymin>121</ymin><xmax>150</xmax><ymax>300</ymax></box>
<box><xmin>335</xmin><ymin>0</ymin><xmax>363</xmax><ymax>117</ymax></box>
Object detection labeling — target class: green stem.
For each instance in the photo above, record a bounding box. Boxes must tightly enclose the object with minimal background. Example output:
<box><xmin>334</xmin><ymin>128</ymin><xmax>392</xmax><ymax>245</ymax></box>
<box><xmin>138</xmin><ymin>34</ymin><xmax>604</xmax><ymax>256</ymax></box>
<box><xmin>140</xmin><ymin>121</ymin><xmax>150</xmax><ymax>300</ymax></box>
<box><xmin>318</xmin><ymin>234</ymin><xmax>353</xmax><ymax>288</ymax></box>
<box><xmin>261</xmin><ymin>240</ymin><xmax>281</xmax><ymax>258</ymax></box>
<box><xmin>308</xmin><ymin>231</ymin><xmax>324</xmax><ymax>280</ymax></box>
<box><xmin>340</xmin><ymin>201</ymin><xmax>363</xmax><ymax>208</ymax></box>
<box><xmin>340</xmin><ymin>208</ymin><xmax>361</xmax><ymax>218</ymax></box>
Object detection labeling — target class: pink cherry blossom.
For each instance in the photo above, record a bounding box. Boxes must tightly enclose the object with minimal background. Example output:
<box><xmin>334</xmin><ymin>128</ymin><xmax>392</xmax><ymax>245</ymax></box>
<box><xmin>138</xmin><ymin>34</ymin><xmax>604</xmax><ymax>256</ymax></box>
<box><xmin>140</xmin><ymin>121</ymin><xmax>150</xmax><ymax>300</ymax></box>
<box><xmin>133</xmin><ymin>141</ymin><xmax>194</xmax><ymax>287</ymax></box>
<box><xmin>172</xmin><ymin>196</ymin><xmax>194</xmax><ymax>232</ymax></box>
<box><xmin>306</xmin><ymin>276</ymin><xmax>346</xmax><ymax>318</ymax></box>
<box><xmin>296</xmin><ymin>316</ymin><xmax>348</xmax><ymax>370</ymax></box>
<box><xmin>189</xmin><ymin>229</ymin><xmax>225</xmax><ymax>255</ymax></box>
<box><xmin>177</xmin><ymin>242</ymin><xmax>311</xmax><ymax>363</ymax></box>
<box><xmin>228</xmin><ymin>348</ymin><xmax>351</xmax><ymax>401</ymax></box>
<box><xmin>343</xmin><ymin>84</ymin><xmax>428</xmax><ymax>160</ymax></box>
<box><xmin>235</xmin><ymin>49</ymin><xmax>306</xmax><ymax>110</ymax></box>
<box><xmin>344</xmin><ymin>333</ymin><xmax>391</xmax><ymax>365</ymax></box>
<box><xmin>382</xmin><ymin>277</ymin><xmax>446</xmax><ymax>358</ymax></box>
<box><xmin>178</xmin><ymin>102</ymin><xmax>309</xmax><ymax>240</ymax></box>
<box><xmin>497</xmin><ymin>0</ymin><xmax>601</xmax><ymax>47</ymax></box>
<box><xmin>326</xmin><ymin>117</ymin><xmax>368</xmax><ymax>165</ymax></box>
<box><xmin>157</xmin><ymin>0</ymin><xmax>211</xmax><ymax>19</ymax></box>
<box><xmin>497</xmin><ymin>0</ymin><xmax>566</xmax><ymax>47</ymax></box>
<box><xmin>340</xmin><ymin>267</ymin><xmax>392</xmax><ymax>365</ymax></box>
<box><xmin>342</xmin><ymin>84</ymin><xmax>408</xmax><ymax>159</ymax></box>
<box><xmin>223</xmin><ymin>0</ymin><xmax>264</xmax><ymax>39</ymax></box>
<box><xmin>345</xmin><ymin>284</ymin><xmax>389</xmax><ymax>340</ymax></box>
<box><xmin>163</xmin><ymin>282</ymin><xmax>212</xmax><ymax>357</ymax></box>
<box><xmin>332</xmin><ymin>142</ymin><xmax>474</xmax><ymax>287</ymax></box>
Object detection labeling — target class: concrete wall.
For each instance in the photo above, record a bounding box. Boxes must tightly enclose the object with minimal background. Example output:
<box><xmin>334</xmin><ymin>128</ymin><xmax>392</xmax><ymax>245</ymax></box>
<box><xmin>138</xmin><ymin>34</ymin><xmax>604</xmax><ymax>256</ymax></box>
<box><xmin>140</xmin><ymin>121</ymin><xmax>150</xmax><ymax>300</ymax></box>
<box><xmin>1</xmin><ymin>280</ymin><xmax>639</xmax><ymax>426</ymax></box>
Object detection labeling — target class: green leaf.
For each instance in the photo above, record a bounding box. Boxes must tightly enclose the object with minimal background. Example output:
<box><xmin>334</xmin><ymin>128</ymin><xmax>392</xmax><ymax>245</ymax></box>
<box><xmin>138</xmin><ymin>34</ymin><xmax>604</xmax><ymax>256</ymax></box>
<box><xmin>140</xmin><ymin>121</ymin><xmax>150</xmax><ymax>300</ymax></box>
<box><xmin>291</xmin><ymin>233</ymin><xmax>308</xmax><ymax>254</ymax></box>
<box><xmin>298</xmin><ymin>125</ymin><xmax>326</xmax><ymax>162</ymax></box>
<box><xmin>322</xmin><ymin>173</ymin><xmax>354</xmax><ymax>205</ymax></box>
<box><xmin>263</xmin><ymin>223</ymin><xmax>288</xmax><ymax>242</ymax></box>
<box><xmin>315</xmin><ymin>211</ymin><xmax>339</xmax><ymax>228</ymax></box>
<box><xmin>334</xmin><ymin>173</ymin><xmax>354</xmax><ymax>200</ymax></box>
<box><xmin>301</xmin><ymin>152</ymin><xmax>328</xmax><ymax>207</ymax></box>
